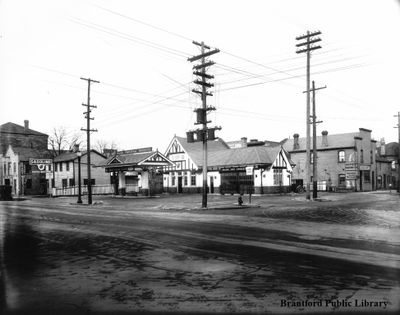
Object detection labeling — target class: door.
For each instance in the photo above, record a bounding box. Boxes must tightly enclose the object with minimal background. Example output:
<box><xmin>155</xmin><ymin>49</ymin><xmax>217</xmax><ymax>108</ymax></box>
<box><xmin>210</xmin><ymin>176</ymin><xmax>214</xmax><ymax>194</ymax></box>
<box><xmin>359</xmin><ymin>171</ymin><xmax>363</xmax><ymax>191</ymax></box>
<box><xmin>372</xmin><ymin>171</ymin><xmax>375</xmax><ymax>190</ymax></box>
<box><xmin>177</xmin><ymin>176</ymin><xmax>183</xmax><ymax>193</ymax></box>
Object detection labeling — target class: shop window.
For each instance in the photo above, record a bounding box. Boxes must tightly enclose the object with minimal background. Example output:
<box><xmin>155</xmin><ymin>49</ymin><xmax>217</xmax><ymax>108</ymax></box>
<box><xmin>26</xmin><ymin>179</ymin><xmax>32</xmax><ymax>189</ymax></box>
<box><xmin>338</xmin><ymin>151</ymin><xmax>345</xmax><ymax>163</ymax></box>
<box><xmin>62</xmin><ymin>179</ymin><xmax>68</xmax><ymax>188</ymax></box>
<box><xmin>338</xmin><ymin>174</ymin><xmax>346</xmax><ymax>186</ymax></box>
<box><xmin>191</xmin><ymin>174</ymin><xmax>196</xmax><ymax>186</ymax></box>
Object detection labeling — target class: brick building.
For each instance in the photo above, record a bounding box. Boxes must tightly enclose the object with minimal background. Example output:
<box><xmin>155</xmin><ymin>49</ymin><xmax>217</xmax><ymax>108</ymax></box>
<box><xmin>375</xmin><ymin>140</ymin><xmax>399</xmax><ymax>189</ymax></box>
<box><xmin>0</xmin><ymin>120</ymin><xmax>51</xmax><ymax>196</ymax></box>
<box><xmin>282</xmin><ymin>128</ymin><xmax>377</xmax><ymax>192</ymax></box>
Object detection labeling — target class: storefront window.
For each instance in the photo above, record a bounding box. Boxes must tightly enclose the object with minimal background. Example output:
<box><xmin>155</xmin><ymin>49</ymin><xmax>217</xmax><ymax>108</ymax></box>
<box><xmin>273</xmin><ymin>169</ymin><xmax>282</xmax><ymax>185</ymax></box>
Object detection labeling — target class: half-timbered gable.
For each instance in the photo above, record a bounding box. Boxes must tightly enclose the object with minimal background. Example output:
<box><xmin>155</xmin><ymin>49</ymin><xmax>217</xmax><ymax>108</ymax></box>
<box><xmin>163</xmin><ymin>135</ymin><xmax>293</xmax><ymax>194</ymax></box>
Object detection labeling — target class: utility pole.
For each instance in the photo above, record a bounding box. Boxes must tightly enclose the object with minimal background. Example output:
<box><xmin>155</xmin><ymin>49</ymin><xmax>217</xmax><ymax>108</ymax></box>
<box><xmin>307</xmin><ymin>81</ymin><xmax>326</xmax><ymax>199</ymax></box>
<box><xmin>187</xmin><ymin>41</ymin><xmax>220</xmax><ymax>208</ymax></box>
<box><xmin>296</xmin><ymin>30</ymin><xmax>322</xmax><ymax>200</ymax></box>
<box><xmin>80</xmin><ymin>77</ymin><xmax>99</xmax><ymax>205</ymax></box>
<box><xmin>395</xmin><ymin>112</ymin><xmax>400</xmax><ymax>193</ymax></box>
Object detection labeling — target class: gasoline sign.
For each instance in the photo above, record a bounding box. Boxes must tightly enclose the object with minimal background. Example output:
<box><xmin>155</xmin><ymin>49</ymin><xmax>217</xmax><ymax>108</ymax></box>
<box><xmin>29</xmin><ymin>158</ymin><xmax>52</xmax><ymax>165</ymax></box>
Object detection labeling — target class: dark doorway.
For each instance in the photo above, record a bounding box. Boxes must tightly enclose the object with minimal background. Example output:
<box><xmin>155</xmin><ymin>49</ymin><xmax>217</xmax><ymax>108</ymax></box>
<box><xmin>359</xmin><ymin>171</ymin><xmax>363</xmax><ymax>191</ymax></box>
<box><xmin>5</xmin><ymin>179</ymin><xmax>10</xmax><ymax>186</ymax></box>
<box><xmin>210</xmin><ymin>176</ymin><xmax>214</xmax><ymax>194</ymax></box>
<box><xmin>372</xmin><ymin>171</ymin><xmax>375</xmax><ymax>190</ymax></box>
<box><xmin>177</xmin><ymin>176</ymin><xmax>183</xmax><ymax>193</ymax></box>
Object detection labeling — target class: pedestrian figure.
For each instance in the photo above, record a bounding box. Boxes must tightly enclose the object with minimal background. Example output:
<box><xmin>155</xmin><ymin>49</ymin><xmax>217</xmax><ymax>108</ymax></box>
<box><xmin>238</xmin><ymin>194</ymin><xmax>243</xmax><ymax>206</ymax></box>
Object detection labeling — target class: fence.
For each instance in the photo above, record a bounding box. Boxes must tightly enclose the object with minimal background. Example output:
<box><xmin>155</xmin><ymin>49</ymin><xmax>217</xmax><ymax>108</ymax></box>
<box><xmin>52</xmin><ymin>184</ymin><xmax>114</xmax><ymax>197</ymax></box>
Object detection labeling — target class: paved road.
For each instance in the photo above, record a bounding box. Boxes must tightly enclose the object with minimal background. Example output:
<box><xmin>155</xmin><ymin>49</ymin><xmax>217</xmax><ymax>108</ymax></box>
<box><xmin>0</xmin><ymin>192</ymin><xmax>399</xmax><ymax>314</ymax></box>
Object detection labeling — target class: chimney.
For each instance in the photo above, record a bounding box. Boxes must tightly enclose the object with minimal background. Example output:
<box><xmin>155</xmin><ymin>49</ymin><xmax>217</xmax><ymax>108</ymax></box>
<box><xmin>24</xmin><ymin>120</ymin><xmax>29</xmax><ymax>131</ymax></box>
<box><xmin>241</xmin><ymin>137</ymin><xmax>247</xmax><ymax>148</ymax></box>
<box><xmin>321</xmin><ymin>130</ymin><xmax>328</xmax><ymax>147</ymax></box>
<box><xmin>293</xmin><ymin>134</ymin><xmax>299</xmax><ymax>150</ymax></box>
<box><xmin>72</xmin><ymin>143</ymin><xmax>80</xmax><ymax>153</ymax></box>
<box><xmin>380</xmin><ymin>138</ymin><xmax>385</xmax><ymax>156</ymax></box>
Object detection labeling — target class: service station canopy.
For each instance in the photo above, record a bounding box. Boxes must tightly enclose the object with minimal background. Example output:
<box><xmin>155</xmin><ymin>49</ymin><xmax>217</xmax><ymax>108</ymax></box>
<box><xmin>103</xmin><ymin>149</ymin><xmax>174</xmax><ymax>173</ymax></box>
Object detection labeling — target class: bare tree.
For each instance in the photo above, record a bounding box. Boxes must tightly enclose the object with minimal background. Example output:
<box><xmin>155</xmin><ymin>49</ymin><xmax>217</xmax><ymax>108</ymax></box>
<box><xmin>48</xmin><ymin>127</ymin><xmax>84</xmax><ymax>156</ymax></box>
<box><xmin>95</xmin><ymin>139</ymin><xmax>118</xmax><ymax>156</ymax></box>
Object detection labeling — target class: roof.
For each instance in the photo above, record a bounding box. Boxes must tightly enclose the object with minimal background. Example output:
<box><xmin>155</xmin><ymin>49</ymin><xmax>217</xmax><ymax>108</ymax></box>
<box><xmin>175</xmin><ymin>136</ymin><xmax>230</xmax><ymax>166</ymax></box>
<box><xmin>53</xmin><ymin>150</ymin><xmax>106</xmax><ymax>162</ymax></box>
<box><xmin>383</xmin><ymin>142</ymin><xmax>399</xmax><ymax>157</ymax></box>
<box><xmin>283</xmin><ymin>132</ymin><xmax>360</xmax><ymax>152</ymax></box>
<box><xmin>105</xmin><ymin>151</ymin><xmax>154</xmax><ymax>165</ymax></box>
<box><xmin>206</xmin><ymin>145</ymin><xmax>282</xmax><ymax>167</ymax></box>
<box><xmin>8</xmin><ymin>147</ymin><xmax>52</xmax><ymax>161</ymax></box>
<box><xmin>0</xmin><ymin>122</ymin><xmax>48</xmax><ymax>137</ymax></box>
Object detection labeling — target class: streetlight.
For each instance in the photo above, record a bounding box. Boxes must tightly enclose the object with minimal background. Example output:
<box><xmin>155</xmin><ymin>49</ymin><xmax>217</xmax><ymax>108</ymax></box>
<box><xmin>77</xmin><ymin>151</ymin><xmax>82</xmax><ymax>204</ymax></box>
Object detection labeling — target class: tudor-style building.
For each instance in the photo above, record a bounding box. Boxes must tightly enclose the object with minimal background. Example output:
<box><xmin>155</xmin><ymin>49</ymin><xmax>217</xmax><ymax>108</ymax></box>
<box><xmin>163</xmin><ymin>136</ymin><xmax>294</xmax><ymax>194</ymax></box>
<box><xmin>282</xmin><ymin>128</ymin><xmax>377</xmax><ymax>192</ymax></box>
<box><xmin>102</xmin><ymin>148</ymin><xmax>173</xmax><ymax>196</ymax></box>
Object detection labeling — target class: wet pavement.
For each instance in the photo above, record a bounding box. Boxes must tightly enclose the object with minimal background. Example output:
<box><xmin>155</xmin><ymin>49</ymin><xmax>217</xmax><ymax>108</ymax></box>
<box><xmin>0</xmin><ymin>191</ymin><xmax>399</xmax><ymax>314</ymax></box>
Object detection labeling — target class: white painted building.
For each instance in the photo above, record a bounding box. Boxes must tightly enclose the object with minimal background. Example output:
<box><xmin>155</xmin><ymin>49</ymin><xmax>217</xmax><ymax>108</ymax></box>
<box><xmin>163</xmin><ymin>136</ymin><xmax>294</xmax><ymax>194</ymax></box>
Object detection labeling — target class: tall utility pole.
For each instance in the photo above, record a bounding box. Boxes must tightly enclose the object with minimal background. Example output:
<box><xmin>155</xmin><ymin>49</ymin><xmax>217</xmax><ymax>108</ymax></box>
<box><xmin>187</xmin><ymin>41</ymin><xmax>220</xmax><ymax>208</ymax></box>
<box><xmin>80</xmin><ymin>77</ymin><xmax>99</xmax><ymax>205</ymax></box>
<box><xmin>309</xmin><ymin>81</ymin><xmax>326</xmax><ymax>199</ymax></box>
<box><xmin>395</xmin><ymin>112</ymin><xmax>400</xmax><ymax>193</ymax></box>
<box><xmin>296</xmin><ymin>30</ymin><xmax>322</xmax><ymax>200</ymax></box>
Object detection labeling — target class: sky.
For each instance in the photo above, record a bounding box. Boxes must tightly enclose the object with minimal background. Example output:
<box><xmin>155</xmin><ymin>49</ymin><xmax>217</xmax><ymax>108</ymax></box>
<box><xmin>1</xmin><ymin>0</ymin><xmax>400</xmax><ymax>152</ymax></box>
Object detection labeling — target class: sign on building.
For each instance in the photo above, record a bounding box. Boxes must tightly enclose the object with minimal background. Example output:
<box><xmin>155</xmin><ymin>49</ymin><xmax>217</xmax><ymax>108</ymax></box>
<box><xmin>246</xmin><ymin>166</ymin><xmax>254</xmax><ymax>175</ymax></box>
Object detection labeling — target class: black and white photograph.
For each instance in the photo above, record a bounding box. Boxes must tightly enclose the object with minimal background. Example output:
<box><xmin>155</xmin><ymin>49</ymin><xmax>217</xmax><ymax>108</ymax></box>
<box><xmin>0</xmin><ymin>0</ymin><xmax>399</xmax><ymax>314</ymax></box>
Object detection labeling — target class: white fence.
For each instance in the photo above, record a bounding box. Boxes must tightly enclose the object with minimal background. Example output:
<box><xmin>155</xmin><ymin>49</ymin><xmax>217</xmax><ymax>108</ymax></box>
<box><xmin>52</xmin><ymin>184</ymin><xmax>141</xmax><ymax>196</ymax></box>
<box><xmin>52</xmin><ymin>184</ymin><xmax>115</xmax><ymax>197</ymax></box>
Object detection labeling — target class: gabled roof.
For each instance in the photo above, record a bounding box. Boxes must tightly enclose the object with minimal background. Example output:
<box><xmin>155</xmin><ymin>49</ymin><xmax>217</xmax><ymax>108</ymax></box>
<box><xmin>53</xmin><ymin>150</ymin><xmax>106</xmax><ymax>162</ymax></box>
<box><xmin>0</xmin><ymin>122</ymin><xmax>48</xmax><ymax>137</ymax></box>
<box><xmin>105</xmin><ymin>151</ymin><xmax>154</xmax><ymax>165</ymax></box>
<box><xmin>174</xmin><ymin>136</ymin><xmax>230</xmax><ymax>166</ymax></box>
<box><xmin>206</xmin><ymin>145</ymin><xmax>282</xmax><ymax>167</ymax></box>
<box><xmin>283</xmin><ymin>132</ymin><xmax>359</xmax><ymax>152</ymax></box>
<box><xmin>103</xmin><ymin>150</ymin><xmax>173</xmax><ymax>168</ymax></box>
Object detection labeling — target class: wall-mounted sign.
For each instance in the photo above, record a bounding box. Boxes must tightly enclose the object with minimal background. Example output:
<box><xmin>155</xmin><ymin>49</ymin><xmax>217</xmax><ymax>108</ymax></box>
<box><xmin>29</xmin><ymin>158</ymin><xmax>52</xmax><ymax>165</ymax></box>
<box><xmin>359</xmin><ymin>165</ymin><xmax>371</xmax><ymax>171</ymax></box>
<box><xmin>246</xmin><ymin>166</ymin><xmax>254</xmax><ymax>175</ymax></box>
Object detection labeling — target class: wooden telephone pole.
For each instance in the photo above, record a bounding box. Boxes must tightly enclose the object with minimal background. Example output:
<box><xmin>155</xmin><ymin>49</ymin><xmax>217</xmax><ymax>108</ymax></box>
<box><xmin>80</xmin><ymin>77</ymin><xmax>99</xmax><ymax>205</ymax></box>
<box><xmin>310</xmin><ymin>81</ymin><xmax>326</xmax><ymax>198</ymax></box>
<box><xmin>296</xmin><ymin>31</ymin><xmax>322</xmax><ymax>200</ymax></box>
<box><xmin>395</xmin><ymin>112</ymin><xmax>400</xmax><ymax>193</ymax></box>
<box><xmin>187</xmin><ymin>41</ymin><xmax>220</xmax><ymax>208</ymax></box>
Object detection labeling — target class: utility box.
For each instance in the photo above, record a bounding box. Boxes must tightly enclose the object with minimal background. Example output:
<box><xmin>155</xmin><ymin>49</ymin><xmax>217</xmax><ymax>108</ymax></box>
<box><xmin>195</xmin><ymin>108</ymin><xmax>206</xmax><ymax>124</ymax></box>
<box><xmin>196</xmin><ymin>130</ymin><xmax>205</xmax><ymax>142</ymax></box>
<box><xmin>207</xmin><ymin>128</ymin><xmax>216</xmax><ymax>140</ymax></box>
